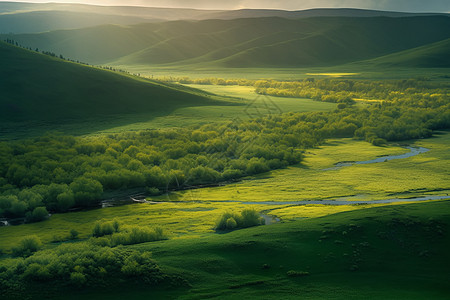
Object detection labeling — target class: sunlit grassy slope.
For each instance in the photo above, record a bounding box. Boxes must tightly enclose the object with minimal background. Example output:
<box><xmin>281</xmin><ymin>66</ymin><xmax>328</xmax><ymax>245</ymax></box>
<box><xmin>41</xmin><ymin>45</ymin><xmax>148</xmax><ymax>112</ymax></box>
<box><xmin>107</xmin><ymin>17</ymin><xmax>450</xmax><ymax>68</ymax></box>
<box><xmin>51</xmin><ymin>83</ymin><xmax>336</xmax><ymax>135</ymax></box>
<box><xmin>5</xmin><ymin>16</ymin><xmax>450</xmax><ymax>68</ymax></box>
<box><xmin>0</xmin><ymin>41</ymin><xmax>236</xmax><ymax>138</ymax></box>
<box><xmin>24</xmin><ymin>200</ymin><xmax>447</xmax><ymax>299</ymax></box>
<box><xmin>353</xmin><ymin>38</ymin><xmax>450</xmax><ymax>68</ymax></box>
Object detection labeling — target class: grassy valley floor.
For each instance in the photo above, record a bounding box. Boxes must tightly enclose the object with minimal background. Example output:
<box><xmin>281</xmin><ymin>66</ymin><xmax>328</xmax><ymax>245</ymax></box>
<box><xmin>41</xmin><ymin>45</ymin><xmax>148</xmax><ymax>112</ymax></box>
<box><xmin>1</xmin><ymin>132</ymin><xmax>448</xmax><ymax>252</ymax></box>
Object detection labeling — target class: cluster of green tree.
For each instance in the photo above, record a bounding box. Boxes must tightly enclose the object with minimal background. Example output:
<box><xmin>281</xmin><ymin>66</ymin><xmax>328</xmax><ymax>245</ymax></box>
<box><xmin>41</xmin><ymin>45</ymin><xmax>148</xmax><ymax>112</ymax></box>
<box><xmin>159</xmin><ymin>76</ymin><xmax>254</xmax><ymax>87</ymax></box>
<box><xmin>253</xmin><ymin>78</ymin><xmax>449</xmax><ymax>105</ymax></box>
<box><xmin>162</xmin><ymin>76</ymin><xmax>449</xmax><ymax>104</ymax></box>
<box><xmin>0</xmin><ymin>123</ymin><xmax>309</xmax><ymax>219</ymax></box>
<box><xmin>215</xmin><ymin>209</ymin><xmax>265</xmax><ymax>231</ymax></box>
<box><xmin>0</xmin><ymin>240</ymin><xmax>168</xmax><ymax>295</ymax></box>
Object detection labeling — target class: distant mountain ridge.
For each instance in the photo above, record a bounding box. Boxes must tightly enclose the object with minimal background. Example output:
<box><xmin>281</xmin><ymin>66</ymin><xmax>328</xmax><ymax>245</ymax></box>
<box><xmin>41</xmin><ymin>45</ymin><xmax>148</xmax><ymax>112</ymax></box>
<box><xmin>0</xmin><ymin>2</ymin><xmax>448</xmax><ymax>33</ymax></box>
<box><xmin>4</xmin><ymin>16</ymin><xmax>450</xmax><ymax>68</ymax></box>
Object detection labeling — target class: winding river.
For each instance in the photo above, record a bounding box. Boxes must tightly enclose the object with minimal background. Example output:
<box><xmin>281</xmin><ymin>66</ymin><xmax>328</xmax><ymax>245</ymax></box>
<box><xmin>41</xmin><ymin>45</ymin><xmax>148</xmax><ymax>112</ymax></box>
<box><xmin>323</xmin><ymin>146</ymin><xmax>430</xmax><ymax>170</ymax></box>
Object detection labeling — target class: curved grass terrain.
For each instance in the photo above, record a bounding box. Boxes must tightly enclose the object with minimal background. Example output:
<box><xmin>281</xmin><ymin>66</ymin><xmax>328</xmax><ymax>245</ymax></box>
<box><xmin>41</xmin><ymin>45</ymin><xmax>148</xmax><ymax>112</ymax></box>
<box><xmin>0</xmin><ymin>41</ymin><xmax>236</xmax><ymax>138</ymax></box>
<box><xmin>5</xmin><ymin>17</ymin><xmax>450</xmax><ymax>68</ymax></box>
<box><xmin>355</xmin><ymin>38</ymin><xmax>450</xmax><ymax>68</ymax></box>
<box><xmin>6</xmin><ymin>200</ymin><xmax>448</xmax><ymax>299</ymax></box>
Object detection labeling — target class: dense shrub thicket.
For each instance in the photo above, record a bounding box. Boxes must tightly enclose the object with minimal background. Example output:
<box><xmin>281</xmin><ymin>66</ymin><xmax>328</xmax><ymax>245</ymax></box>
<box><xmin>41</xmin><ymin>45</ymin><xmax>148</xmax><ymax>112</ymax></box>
<box><xmin>216</xmin><ymin>209</ymin><xmax>265</xmax><ymax>231</ymax></box>
<box><xmin>11</xmin><ymin>236</ymin><xmax>43</xmax><ymax>257</ymax></box>
<box><xmin>162</xmin><ymin>76</ymin><xmax>449</xmax><ymax>104</ymax></box>
<box><xmin>0</xmin><ymin>242</ymin><xmax>167</xmax><ymax>295</ymax></box>
<box><xmin>0</xmin><ymin>221</ymin><xmax>170</xmax><ymax>295</ymax></box>
<box><xmin>0</xmin><ymin>78</ymin><xmax>448</xmax><ymax>221</ymax></box>
<box><xmin>91</xmin><ymin>220</ymin><xmax>168</xmax><ymax>246</ymax></box>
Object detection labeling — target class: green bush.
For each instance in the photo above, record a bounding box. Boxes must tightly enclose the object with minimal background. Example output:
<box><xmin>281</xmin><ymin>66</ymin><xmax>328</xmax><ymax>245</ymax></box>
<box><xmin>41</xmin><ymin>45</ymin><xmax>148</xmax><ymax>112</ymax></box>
<box><xmin>109</xmin><ymin>226</ymin><xmax>167</xmax><ymax>246</ymax></box>
<box><xmin>241</xmin><ymin>209</ymin><xmax>265</xmax><ymax>228</ymax></box>
<box><xmin>372</xmin><ymin>138</ymin><xmax>387</xmax><ymax>146</ymax></box>
<box><xmin>23</xmin><ymin>263</ymin><xmax>50</xmax><ymax>281</ymax></box>
<box><xmin>92</xmin><ymin>221</ymin><xmax>118</xmax><ymax>237</ymax></box>
<box><xmin>226</xmin><ymin>217</ymin><xmax>237</xmax><ymax>229</ymax></box>
<box><xmin>26</xmin><ymin>206</ymin><xmax>48</xmax><ymax>223</ymax></box>
<box><xmin>70</xmin><ymin>272</ymin><xmax>87</xmax><ymax>286</ymax></box>
<box><xmin>69</xmin><ymin>229</ymin><xmax>79</xmax><ymax>240</ymax></box>
<box><xmin>216</xmin><ymin>209</ymin><xmax>265</xmax><ymax>231</ymax></box>
<box><xmin>0</xmin><ymin>242</ymin><xmax>167</xmax><ymax>289</ymax></box>
<box><xmin>12</xmin><ymin>236</ymin><xmax>42</xmax><ymax>257</ymax></box>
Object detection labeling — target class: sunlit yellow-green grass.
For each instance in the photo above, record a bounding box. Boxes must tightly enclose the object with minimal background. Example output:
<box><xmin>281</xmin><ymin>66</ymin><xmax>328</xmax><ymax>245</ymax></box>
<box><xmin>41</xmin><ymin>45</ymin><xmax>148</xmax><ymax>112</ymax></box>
<box><xmin>114</xmin><ymin>63</ymin><xmax>450</xmax><ymax>81</ymax></box>
<box><xmin>161</xmin><ymin>132</ymin><xmax>450</xmax><ymax>203</ymax></box>
<box><xmin>184</xmin><ymin>84</ymin><xmax>336</xmax><ymax>112</ymax></box>
<box><xmin>0</xmin><ymin>201</ymin><xmax>289</xmax><ymax>251</ymax></box>
<box><xmin>93</xmin><ymin>85</ymin><xmax>335</xmax><ymax>134</ymax></box>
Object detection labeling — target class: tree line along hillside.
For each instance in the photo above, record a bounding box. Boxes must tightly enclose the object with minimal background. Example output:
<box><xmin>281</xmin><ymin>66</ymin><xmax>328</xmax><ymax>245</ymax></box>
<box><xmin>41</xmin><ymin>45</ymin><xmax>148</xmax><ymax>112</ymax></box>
<box><xmin>0</xmin><ymin>77</ymin><xmax>448</xmax><ymax>222</ymax></box>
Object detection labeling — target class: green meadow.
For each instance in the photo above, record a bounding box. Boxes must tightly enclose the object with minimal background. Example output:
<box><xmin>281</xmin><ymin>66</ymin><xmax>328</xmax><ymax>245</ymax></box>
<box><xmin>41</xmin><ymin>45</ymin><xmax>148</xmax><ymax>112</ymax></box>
<box><xmin>1</xmin><ymin>8</ymin><xmax>450</xmax><ymax>300</ymax></box>
<box><xmin>2</xmin><ymin>132</ymin><xmax>448</xmax><ymax>251</ymax></box>
<box><xmin>95</xmin><ymin>85</ymin><xmax>336</xmax><ymax>134</ymax></box>
<box><xmin>15</xmin><ymin>200</ymin><xmax>450</xmax><ymax>300</ymax></box>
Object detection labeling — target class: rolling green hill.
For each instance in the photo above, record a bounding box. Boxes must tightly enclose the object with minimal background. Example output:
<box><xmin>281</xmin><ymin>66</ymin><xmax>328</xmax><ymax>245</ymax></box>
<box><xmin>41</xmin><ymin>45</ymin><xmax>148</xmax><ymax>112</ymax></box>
<box><xmin>1</xmin><ymin>2</ymin><xmax>447</xmax><ymax>35</ymax></box>
<box><xmin>0</xmin><ymin>10</ymin><xmax>154</xmax><ymax>34</ymax></box>
<box><xmin>117</xmin><ymin>17</ymin><xmax>450</xmax><ymax>68</ymax></box>
<box><xmin>5</xmin><ymin>16</ymin><xmax>450</xmax><ymax>68</ymax></box>
<box><xmin>354</xmin><ymin>38</ymin><xmax>450</xmax><ymax>68</ymax></box>
<box><xmin>0</xmin><ymin>41</ymin><xmax>226</xmax><ymax>137</ymax></box>
<box><xmin>206</xmin><ymin>7</ymin><xmax>449</xmax><ymax>20</ymax></box>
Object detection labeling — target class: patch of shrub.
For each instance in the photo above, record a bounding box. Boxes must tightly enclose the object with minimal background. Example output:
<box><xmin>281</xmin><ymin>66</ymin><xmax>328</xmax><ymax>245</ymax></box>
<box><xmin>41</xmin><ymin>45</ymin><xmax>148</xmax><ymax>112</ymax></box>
<box><xmin>12</xmin><ymin>236</ymin><xmax>42</xmax><ymax>257</ymax></box>
<box><xmin>226</xmin><ymin>217</ymin><xmax>237</xmax><ymax>229</ymax></box>
<box><xmin>92</xmin><ymin>220</ymin><xmax>119</xmax><ymax>237</ymax></box>
<box><xmin>69</xmin><ymin>229</ymin><xmax>79</xmax><ymax>240</ymax></box>
<box><xmin>0</xmin><ymin>242</ymin><xmax>167</xmax><ymax>290</ymax></box>
<box><xmin>70</xmin><ymin>272</ymin><xmax>87</xmax><ymax>287</ymax></box>
<box><xmin>26</xmin><ymin>206</ymin><xmax>49</xmax><ymax>223</ymax></box>
<box><xmin>216</xmin><ymin>209</ymin><xmax>265</xmax><ymax>231</ymax></box>
<box><xmin>109</xmin><ymin>226</ymin><xmax>167</xmax><ymax>246</ymax></box>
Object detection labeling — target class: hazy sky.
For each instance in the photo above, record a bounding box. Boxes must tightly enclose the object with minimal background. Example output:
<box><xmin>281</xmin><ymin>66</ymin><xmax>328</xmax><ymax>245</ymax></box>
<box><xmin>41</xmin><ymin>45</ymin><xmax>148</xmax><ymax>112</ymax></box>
<box><xmin>4</xmin><ymin>0</ymin><xmax>450</xmax><ymax>12</ymax></box>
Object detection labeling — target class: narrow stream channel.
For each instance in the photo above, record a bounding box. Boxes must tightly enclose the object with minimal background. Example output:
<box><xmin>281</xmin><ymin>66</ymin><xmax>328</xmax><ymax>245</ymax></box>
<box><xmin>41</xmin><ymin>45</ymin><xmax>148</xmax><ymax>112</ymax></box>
<box><xmin>323</xmin><ymin>146</ymin><xmax>430</xmax><ymax>170</ymax></box>
<box><xmin>208</xmin><ymin>195</ymin><xmax>450</xmax><ymax>206</ymax></box>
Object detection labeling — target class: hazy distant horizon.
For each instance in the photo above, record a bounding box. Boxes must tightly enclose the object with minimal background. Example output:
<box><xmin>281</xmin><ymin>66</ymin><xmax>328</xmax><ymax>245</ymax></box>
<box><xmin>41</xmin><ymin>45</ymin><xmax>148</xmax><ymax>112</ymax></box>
<box><xmin>3</xmin><ymin>0</ymin><xmax>450</xmax><ymax>13</ymax></box>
